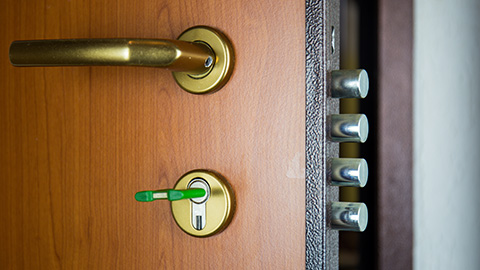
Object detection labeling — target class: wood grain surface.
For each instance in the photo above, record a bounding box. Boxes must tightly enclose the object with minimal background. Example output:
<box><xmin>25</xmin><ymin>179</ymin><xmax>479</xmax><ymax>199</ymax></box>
<box><xmin>0</xmin><ymin>0</ymin><xmax>306</xmax><ymax>269</ymax></box>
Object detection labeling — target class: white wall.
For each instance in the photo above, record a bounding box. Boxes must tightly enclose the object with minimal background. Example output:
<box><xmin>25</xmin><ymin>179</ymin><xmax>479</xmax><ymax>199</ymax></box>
<box><xmin>414</xmin><ymin>0</ymin><xmax>480</xmax><ymax>269</ymax></box>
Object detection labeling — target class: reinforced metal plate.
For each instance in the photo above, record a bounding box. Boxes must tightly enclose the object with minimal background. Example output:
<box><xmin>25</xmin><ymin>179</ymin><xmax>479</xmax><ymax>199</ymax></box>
<box><xmin>305</xmin><ymin>0</ymin><xmax>340</xmax><ymax>269</ymax></box>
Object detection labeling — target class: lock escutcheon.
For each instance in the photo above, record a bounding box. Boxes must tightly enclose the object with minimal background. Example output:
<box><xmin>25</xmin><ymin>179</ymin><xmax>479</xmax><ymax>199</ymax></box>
<box><xmin>171</xmin><ymin>170</ymin><xmax>235</xmax><ymax>237</ymax></box>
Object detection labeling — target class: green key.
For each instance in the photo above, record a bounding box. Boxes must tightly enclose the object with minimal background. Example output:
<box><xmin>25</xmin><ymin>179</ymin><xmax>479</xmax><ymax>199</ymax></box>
<box><xmin>135</xmin><ymin>189</ymin><xmax>206</xmax><ymax>202</ymax></box>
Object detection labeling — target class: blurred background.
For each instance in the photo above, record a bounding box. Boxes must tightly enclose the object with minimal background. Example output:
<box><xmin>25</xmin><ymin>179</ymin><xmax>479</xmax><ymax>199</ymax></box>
<box><xmin>338</xmin><ymin>0</ymin><xmax>480</xmax><ymax>269</ymax></box>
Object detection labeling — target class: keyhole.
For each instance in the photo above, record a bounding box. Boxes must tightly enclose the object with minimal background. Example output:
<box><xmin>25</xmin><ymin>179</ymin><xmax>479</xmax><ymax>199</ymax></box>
<box><xmin>188</xmin><ymin>178</ymin><xmax>210</xmax><ymax>230</ymax></box>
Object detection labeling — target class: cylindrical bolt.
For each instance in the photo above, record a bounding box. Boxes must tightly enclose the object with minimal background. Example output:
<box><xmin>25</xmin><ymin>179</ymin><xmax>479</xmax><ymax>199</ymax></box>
<box><xmin>330</xmin><ymin>202</ymin><xmax>368</xmax><ymax>232</ymax></box>
<box><xmin>331</xmin><ymin>69</ymin><xmax>369</xmax><ymax>98</ymax></box>
<box><xmin>329</xmin><ymin>114</ymin><xmax>369</xmax><ymax>143</ymax></box>
<box><xmin>329</xmin><ymin>158</ymin><xmax>368</xmax><ymax>187</ymax></box>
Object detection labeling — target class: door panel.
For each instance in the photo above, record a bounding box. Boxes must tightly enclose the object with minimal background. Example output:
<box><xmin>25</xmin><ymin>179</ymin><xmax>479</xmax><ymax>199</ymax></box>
<box><xmin>0</xmin><ymin>0</ymin><xmax>310</xmax><ymax>269</ymax></box>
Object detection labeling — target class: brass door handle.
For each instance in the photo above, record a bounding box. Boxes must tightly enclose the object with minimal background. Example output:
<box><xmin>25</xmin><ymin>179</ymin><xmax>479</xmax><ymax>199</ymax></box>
<box><xmin>9</xmin><ymin>26</ymin><xmax>234</xmax><ymax>94</ymax></box>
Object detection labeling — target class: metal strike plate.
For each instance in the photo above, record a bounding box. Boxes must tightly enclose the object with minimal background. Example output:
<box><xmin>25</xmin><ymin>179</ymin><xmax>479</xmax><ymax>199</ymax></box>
<box><xmin>171</xmin><ymin>170</ymin><xmax>235</xmax><ymax>237</ymax></box>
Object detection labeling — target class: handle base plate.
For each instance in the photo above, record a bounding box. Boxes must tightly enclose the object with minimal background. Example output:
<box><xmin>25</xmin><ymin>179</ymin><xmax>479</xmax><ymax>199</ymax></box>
<box><xmin>173</xmin><ymin>26</ymin><xmax>234</xmax><ymax>94</ymax></box>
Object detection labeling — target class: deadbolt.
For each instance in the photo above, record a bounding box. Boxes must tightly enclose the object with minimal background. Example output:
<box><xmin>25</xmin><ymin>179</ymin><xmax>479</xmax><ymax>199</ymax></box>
<box><xmin>328</xmin><ymin>114</ymin><xmax>369</xmax><ymax>143</ymax></box>
<box><xmin>330</xmin><ymin>69</ymin><xmax>369</xmax><ymax>98</ymax></box>
<box><xmin>329</xmin><ymin>158</ymin><xmax>368</xmax><ymax>187</ymax></box>
<box><xmin>330</xmin><ymin>202</ymin><xmax>368</xmax><ymax>232</ymax></box>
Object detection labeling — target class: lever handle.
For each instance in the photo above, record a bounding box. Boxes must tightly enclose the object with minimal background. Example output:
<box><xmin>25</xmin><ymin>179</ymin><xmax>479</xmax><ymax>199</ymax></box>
<box><xmin>9</xmin><ymin>26</ymin><xmax>234</xmax><ymax>94</ymax></box>
<box><xmin>10</xmin><ymin>39</ymin><xmax>214</xmax><ymax>74</ymax></box>
<box><xmin>135</xmin><ymin>188</ymin><xmax>206</xmax><ymax>202</ymax></box>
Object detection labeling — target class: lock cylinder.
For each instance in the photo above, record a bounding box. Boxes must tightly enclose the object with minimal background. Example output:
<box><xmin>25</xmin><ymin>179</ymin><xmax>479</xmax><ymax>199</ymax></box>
<box><xmin>188</xmin><ymin>178</ymin><xmax>211</xmax><ymax>230</ymax></box>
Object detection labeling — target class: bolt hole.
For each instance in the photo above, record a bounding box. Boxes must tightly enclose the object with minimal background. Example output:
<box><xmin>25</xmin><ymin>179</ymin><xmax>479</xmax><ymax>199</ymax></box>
<box><xmin>331</xmin><ymin>26</ymin><xmax>335</xmax><ymax>54</ymax></box>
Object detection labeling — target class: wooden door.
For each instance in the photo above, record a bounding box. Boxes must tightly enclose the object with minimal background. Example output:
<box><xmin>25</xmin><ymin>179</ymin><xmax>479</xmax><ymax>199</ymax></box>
<box><xmin>0</xmin><ymin>0</ymin><xmax>339</xmax><ymax>269</ymax></box>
